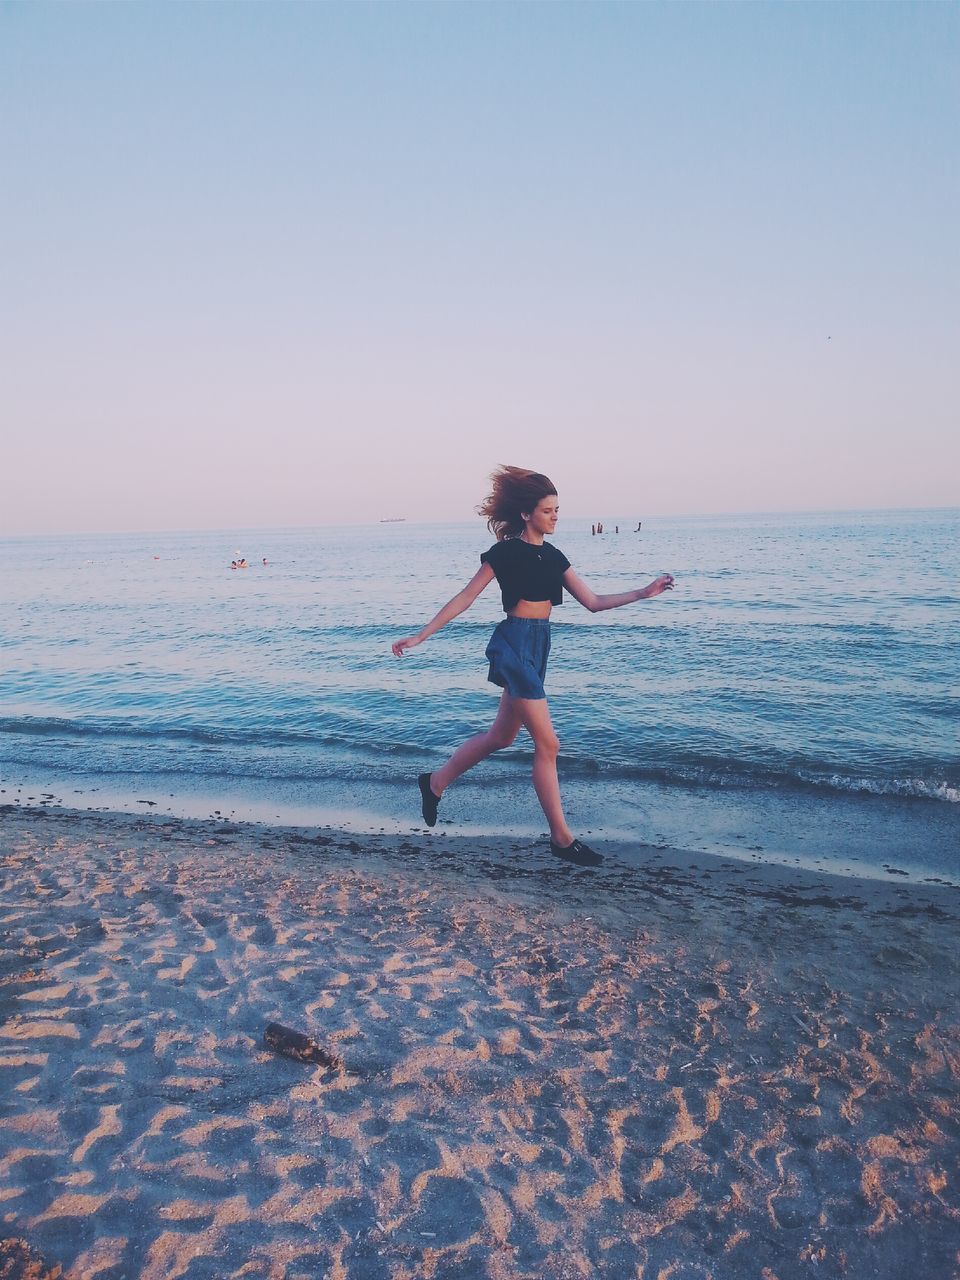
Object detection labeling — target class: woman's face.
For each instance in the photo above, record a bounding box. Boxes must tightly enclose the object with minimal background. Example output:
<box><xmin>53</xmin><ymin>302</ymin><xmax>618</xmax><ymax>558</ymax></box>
<box><xmin>525</xmin><ymin>494</ymin><xmax>559</xmax><ymax>536</ymax></box>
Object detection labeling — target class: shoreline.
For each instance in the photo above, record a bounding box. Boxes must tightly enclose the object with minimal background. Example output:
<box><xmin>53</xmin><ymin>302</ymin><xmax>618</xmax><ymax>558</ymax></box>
<box><xmin>3</xmin><ymin>766</ymin><xmax>959</xmax><ymax>890</ymax></box>
<box><xmin>4</xmin><ymin>798</ymin><xmax>959</xmax><ymax>914</ymax></box>
<box><xmin>2</xmin><ymin>805</ymin><xmax>958</xmax><ymax>1278</ymax></box>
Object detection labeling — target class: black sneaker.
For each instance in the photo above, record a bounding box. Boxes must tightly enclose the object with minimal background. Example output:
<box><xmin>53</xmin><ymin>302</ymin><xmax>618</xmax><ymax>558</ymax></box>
<box><xmin>418</xmin><ymin>773</ymin><xmax>440</xmax><ymax>827</ymax></box>
<box><xmin>550</xmin><ymin>838</ymin><xmax>603</xmax><ymax>867</ymax></box>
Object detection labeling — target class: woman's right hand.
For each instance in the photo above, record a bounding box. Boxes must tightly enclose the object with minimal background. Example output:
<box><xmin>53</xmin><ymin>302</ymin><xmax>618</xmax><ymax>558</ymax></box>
<box><xmin>392</xmin><ymin>635</ymin><xmax>423</xmax><ymax>657</ymax></box>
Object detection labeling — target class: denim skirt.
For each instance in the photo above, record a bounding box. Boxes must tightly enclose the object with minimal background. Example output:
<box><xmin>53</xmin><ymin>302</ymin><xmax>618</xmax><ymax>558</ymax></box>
<box><xmin>485</xmin><ymin>616</ymin><xmax>551</xmax><ymax>700</ymax></box>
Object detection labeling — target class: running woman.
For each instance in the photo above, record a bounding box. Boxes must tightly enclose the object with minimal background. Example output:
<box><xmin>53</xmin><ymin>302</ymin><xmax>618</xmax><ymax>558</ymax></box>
<box><xmin>391</xmin><ymin>466</ymin><xmax>674</xmax><ymax>866</ymax></box>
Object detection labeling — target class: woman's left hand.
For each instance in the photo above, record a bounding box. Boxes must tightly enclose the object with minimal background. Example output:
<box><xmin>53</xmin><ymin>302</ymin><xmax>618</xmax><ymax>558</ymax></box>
<box><xmin>644</xmin><ymin>574</ymin><xmax>675</xmax><ymax>598</ymax></box>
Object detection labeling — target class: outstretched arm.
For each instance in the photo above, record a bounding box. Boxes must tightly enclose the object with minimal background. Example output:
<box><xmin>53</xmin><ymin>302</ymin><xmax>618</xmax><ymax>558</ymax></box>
<box><xmin>563</xmin><ymin>567</ymin><xmax>674</xmax><ymax>614</ymax></box>
<box><xmin>392</xmin><ymin>564</ymin><xmax>496</xmax><ymax>656</ymax></box>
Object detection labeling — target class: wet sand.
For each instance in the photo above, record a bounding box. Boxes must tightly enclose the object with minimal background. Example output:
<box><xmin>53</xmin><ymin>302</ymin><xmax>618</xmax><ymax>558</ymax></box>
<box><xmin>1</xmin><ymin>805</ymin><xmax>958</xmax><ymax>1279</ymax></box>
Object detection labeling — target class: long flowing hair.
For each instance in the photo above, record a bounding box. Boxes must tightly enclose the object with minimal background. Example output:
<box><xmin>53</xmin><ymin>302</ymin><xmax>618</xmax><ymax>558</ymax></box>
<box><xmin>478</xmin><ymin>465</ymin><xmax>557</xmax><ymax>541</ymax></box>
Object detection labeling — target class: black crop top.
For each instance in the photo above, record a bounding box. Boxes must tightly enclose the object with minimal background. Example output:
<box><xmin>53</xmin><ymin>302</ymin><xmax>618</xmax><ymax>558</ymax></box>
<box><xmin>480</xmin><ymin>539</ymin><xmax>571</xmax><ymax>612</ymax></box>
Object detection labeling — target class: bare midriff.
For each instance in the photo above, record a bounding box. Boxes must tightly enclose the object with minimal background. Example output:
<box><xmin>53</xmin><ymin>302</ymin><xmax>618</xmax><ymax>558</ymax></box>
<box><xmin>507</xmin><ymin>599</ymin><xmax>553</xmax><ymax>619</ymax></box>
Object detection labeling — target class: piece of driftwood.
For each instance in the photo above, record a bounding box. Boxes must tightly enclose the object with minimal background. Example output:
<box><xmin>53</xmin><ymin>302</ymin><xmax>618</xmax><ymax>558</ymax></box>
<box><xmin>264</xmin><ymin>1021</ymin><xmax>343</xmax><ymax>1069</ymax></box>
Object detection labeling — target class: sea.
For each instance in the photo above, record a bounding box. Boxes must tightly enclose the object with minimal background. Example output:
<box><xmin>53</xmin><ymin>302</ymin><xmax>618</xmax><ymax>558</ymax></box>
<box><xmin>2</xmin><ymin>509</ymin><xmax>958</xmax><ymax>884</ymax></box>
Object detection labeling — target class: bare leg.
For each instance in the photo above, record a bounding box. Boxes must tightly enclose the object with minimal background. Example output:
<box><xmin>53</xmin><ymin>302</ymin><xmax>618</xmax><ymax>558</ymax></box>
<box><xmin>430</xmin><ymin>693</ymin><xmax>523</xmax><ymax>795</ymax></box>
<box><xmin>513</xmin><ymin>697</ymin><xmax>573</xmax><ymax>847</ymax></box>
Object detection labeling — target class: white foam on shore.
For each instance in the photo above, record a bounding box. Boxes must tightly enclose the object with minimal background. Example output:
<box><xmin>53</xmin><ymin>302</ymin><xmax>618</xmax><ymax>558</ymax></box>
<box><xmin>3</xmin><ymin>764</ymin><xmax>959</xmax><ymax>888</ymax></box>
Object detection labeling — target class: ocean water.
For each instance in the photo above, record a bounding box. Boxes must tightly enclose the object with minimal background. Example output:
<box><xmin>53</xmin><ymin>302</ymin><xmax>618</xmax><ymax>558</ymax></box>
<box><xmin>2</xmin><ymin>509</ymin><xmax>958</xmax><ymax>879</ymax></box>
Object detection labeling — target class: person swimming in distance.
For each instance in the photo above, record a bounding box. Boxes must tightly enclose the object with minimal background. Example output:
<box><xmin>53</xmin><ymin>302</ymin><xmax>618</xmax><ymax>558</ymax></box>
<box><xmin>391</xmin><ymin>466</ymin><xmax>674</xmax><ymax>867</ymax></box>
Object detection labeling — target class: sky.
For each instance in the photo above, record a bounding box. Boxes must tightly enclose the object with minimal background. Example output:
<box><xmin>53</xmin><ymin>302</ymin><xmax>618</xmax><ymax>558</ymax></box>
<box><xmin>2</xmin><ymin>2</ymin><xmax>958</xmax><ymax>535</ymax></box>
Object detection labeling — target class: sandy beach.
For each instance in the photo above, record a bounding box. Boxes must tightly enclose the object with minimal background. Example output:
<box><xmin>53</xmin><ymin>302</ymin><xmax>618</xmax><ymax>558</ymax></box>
<box><xmin>1</xmin><ymin>804</ymin><xmax>958</xmax><ymax>1279</ymax></box>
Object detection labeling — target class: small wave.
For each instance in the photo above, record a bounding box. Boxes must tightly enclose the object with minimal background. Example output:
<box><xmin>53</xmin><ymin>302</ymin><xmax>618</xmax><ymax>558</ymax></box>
<box><xmin>795</xmin><ymin>771</ymin><xmax>960</xmax><ymax>804</ymax></box>
<box><xmin>549</xmin><ymin>757</ymin><xmax>960</xmax><ymax>803</ymax></box>
<box><xmin>0</xmin><ymin>714</ymin><xmax>354</xmax><ymax>752</ymax></box>
<box><xmin>2</xmin><ymin>714</ymin><xmax>956</xmax><ymax>804</ymax></box>
<box><xmin>0</xmin><ymin>714</ymin><xmax>441</xmax><ymax>761</ymax></box>
<box><xmin>0</xmin><ymin>715</ymin><xmax>241</xmax><ymax>745</ymax></box>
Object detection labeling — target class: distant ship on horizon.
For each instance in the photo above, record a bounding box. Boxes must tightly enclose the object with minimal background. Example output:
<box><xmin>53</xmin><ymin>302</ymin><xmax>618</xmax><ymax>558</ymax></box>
<box><xmin>379</xmin><ymin>517</ymin><xmax>406</xmax><ymax>523</ymax></box>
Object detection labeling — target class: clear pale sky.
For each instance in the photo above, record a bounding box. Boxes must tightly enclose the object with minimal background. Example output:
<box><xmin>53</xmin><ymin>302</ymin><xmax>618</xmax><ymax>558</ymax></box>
<box><xmin>2</xmin><ymin>2</ymin><xmax>957</xmax><ymax>535</ymax></box>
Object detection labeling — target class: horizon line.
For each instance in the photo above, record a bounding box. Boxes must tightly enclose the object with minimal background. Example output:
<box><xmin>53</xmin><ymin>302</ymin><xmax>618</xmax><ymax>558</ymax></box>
<box><xmin>1</xmin><ymin>501</ymin><xmax>958</xmax><ymax>542</ymax></box>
